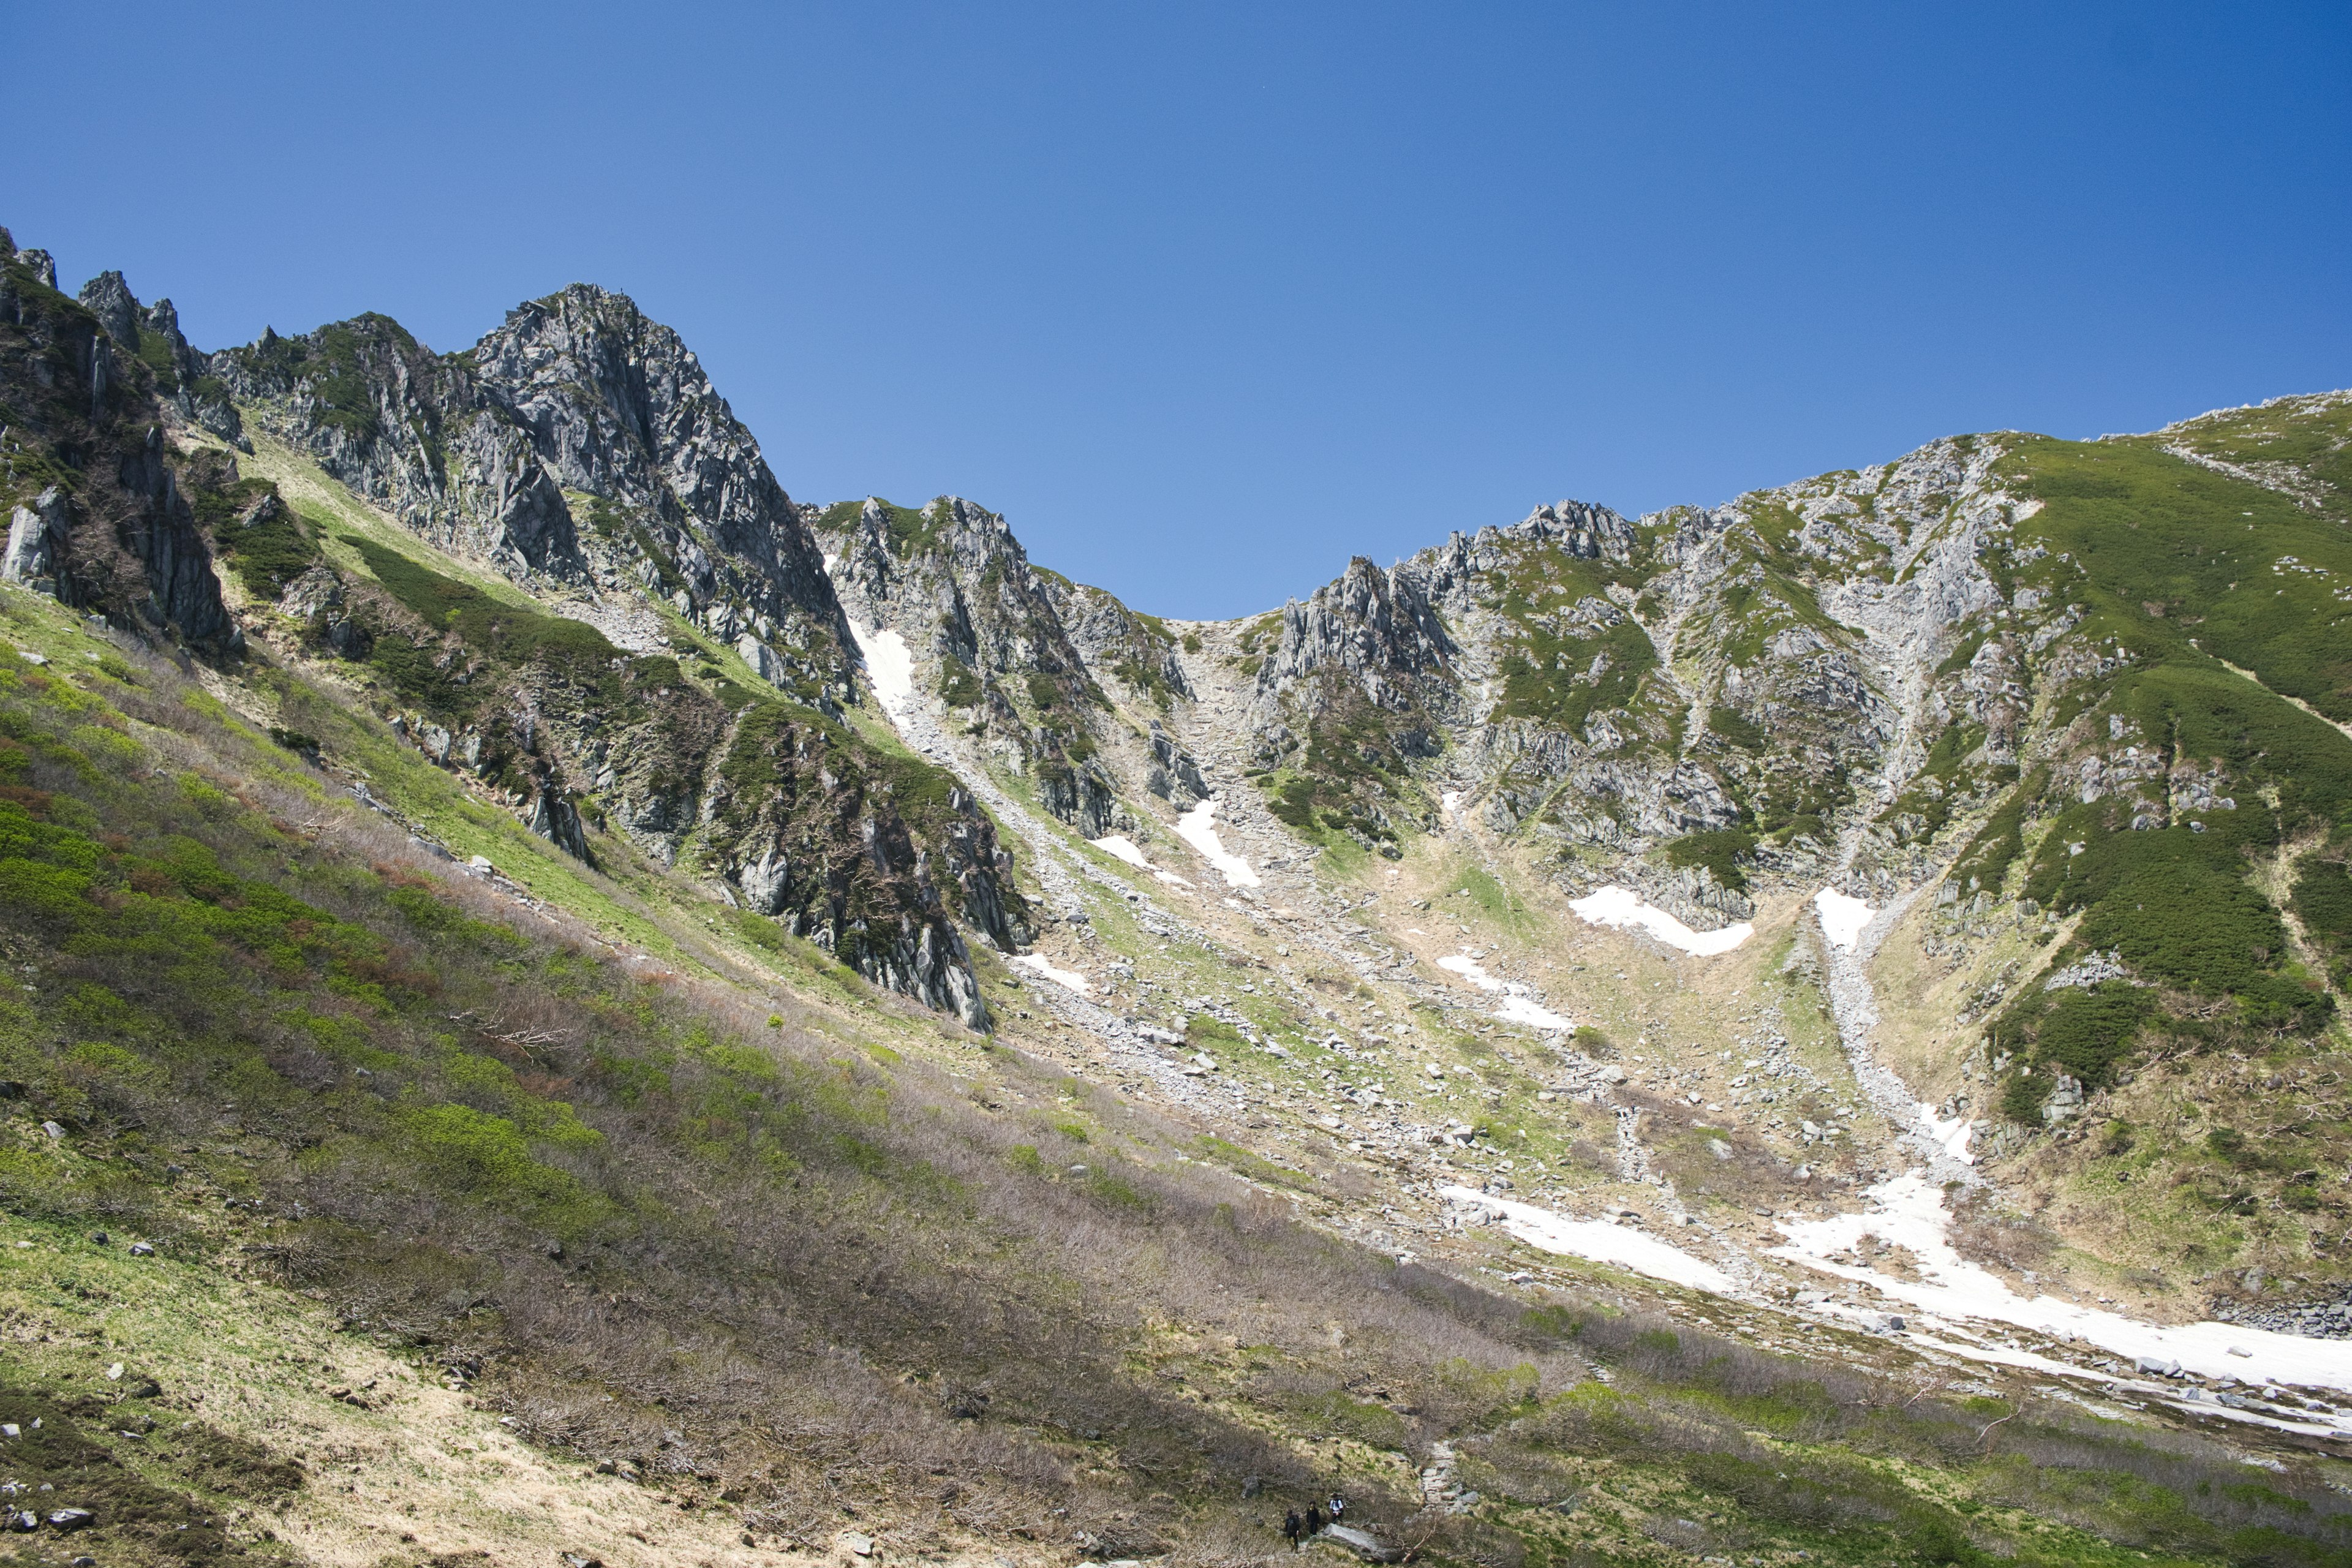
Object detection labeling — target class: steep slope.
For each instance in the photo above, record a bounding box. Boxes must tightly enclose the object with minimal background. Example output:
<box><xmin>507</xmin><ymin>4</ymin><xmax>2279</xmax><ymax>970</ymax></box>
<box><xmin>809</xmin><ymin>494</ymin><xmax>1209</xmax><ymax>837</ymax></box>
<box><xmin>188</xmin><ymin>289</ymin><xmax>1043</xmax><ymax>1023</ymax></box>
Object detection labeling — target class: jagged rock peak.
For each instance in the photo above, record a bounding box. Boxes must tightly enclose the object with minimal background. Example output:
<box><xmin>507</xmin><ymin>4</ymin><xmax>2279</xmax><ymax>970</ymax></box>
<box><xmin>467</xmin><ymin>283</ymin><xmax>849</xmax><ymax>664</ymax></box>
<box><xmin>77</xmin><ymin>270</ymin><xmax>143</xmax><ymax>346</ymax></box>
<box><xmin>1259</xmin><ymin>554</ymin><xmax>1454</xmax><ymax>709</ymax></box>
<box><xmin>1505</xmin><ymin>498</ymin><xmax>1638</xmax><ymax>560</ymax></box>
<box><xmin>61</xmin><ymin>268</ymin><xmax>244</xmax><ymax>448</ymax></box>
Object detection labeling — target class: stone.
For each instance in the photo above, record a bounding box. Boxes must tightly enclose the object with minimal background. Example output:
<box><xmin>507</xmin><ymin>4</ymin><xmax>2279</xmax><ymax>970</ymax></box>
<box><xmin>1325</xmin><ymin>1524</ymin><xmax>1404</xmax><ymax>1562</ymax></box>
<box><xmin>736</xmin><ymin>633</ymin><xmax>788</xmax><ymax>685</ymax></box>
<box><xmin>526</xmin><ymin>788</ymin><xmax>592</xmax><ymax>862</ymax></box>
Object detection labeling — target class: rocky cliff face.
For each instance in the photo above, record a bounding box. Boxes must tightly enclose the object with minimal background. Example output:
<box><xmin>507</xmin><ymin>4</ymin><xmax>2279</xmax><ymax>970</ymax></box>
<box><xmin>809</xmin><ymin>494</ymin><xmax>1201</xmax><ymax>833</ymax></box>
<box><xmin>0</xmin><ymin>234</ymin><xmax>235</xmax><ymax>649</ymax></box>
<box><xmin>1223</xmin><ymin>405</ymin><xmax>2352</xmax><ymax>1136</ymax></box>
<box><xmin>213</xmin><ymin>285</ymin><xmax>855</xmax><ymax>702</ymax></box>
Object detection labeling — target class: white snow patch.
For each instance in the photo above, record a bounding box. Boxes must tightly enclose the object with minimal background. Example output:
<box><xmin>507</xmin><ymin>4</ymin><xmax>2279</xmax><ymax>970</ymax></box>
<box><xmin>1918</xmin><ymin>1101</ymin><xmax>1976</xmax><ymax>1164</ymax></box>
<box><xmin>1440</xmin><ymin>790</ymin><xmax>1465</xmax><ymax>821</ymax></box>
<box><xmin>1772</xmin><ymin>1174</ymin><xmax>2352</xmax><ymax>1392</ymax></box>
<box><xmin>1569</xmin><ymin>886</ymin><xmax>1753</xmax><ymax>956</ymax></box>
<box><xmin>1494</xmin><ymin>995</ymin><xmax>1574</xmax><ymax>1030</ymax></box>
<box><xmin>1009</xmin><ymin>953</ymin><xmax>1091</xmax><ymax>995</ymax></box>
<box><xmin>849</xmin><ymin>621</ymin><xmax>914</xmax><ymax>719</ymax></box>
<box><xmin>1090</xmin><ymin>834</ymin><xmax>1192</xmax><ymax>889</ymax></box>
<box><xmin>1438</xmin><ymin>954</ymin><xmax>1506</xmax><ymax>991</ymax></box>
<box><xmin>1442</xmin><ymin>1186</ymin><xmax>1738</xmax><ymax>1294</ymax></box>
<box><xmin>1091</xmin><ymin>835</ymin><xmax>1155</xmax><ymax>870</ymax></box>
<box><xmin>1175</xmin><ymin>799</ymin><xmax>1260</xmax><ymax>888</ymax></box>
<box><xmin>1814</xmin><ymin>888</ymin><xmax>1873</xmax><ymax>951</ymax></box>
<box><xmin>1437</xmin><ymin>957</ymin><xmax>1572</xmax><ymax>1028</ymax></box>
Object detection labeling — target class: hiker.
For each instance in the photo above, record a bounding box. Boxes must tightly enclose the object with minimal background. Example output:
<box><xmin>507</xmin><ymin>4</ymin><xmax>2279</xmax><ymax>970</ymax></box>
<box><xmin>1306</xmin><ymin>1503</ymin><xmax>1325</xmax><ymax>1537</ymax></box>
<box><xmin>1329</xmin><ymin>1493</ymin><xmax>1346</xmax><ymax>1526</ymax></box>
<box><xmin>1283</xmin><ymin>1508</ymin><xmax>1303</xmax><ymax>1551</ymax></box>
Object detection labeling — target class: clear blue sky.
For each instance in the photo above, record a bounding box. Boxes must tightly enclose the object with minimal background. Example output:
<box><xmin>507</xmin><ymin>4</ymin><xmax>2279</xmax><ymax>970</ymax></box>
<box><xmin>12</xmin><ymin>2</ymin><xmax>2348</xmax><ymax>618</ymax></box>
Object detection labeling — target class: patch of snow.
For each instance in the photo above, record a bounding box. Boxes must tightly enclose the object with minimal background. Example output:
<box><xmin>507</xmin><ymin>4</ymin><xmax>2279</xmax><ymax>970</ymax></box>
<box><xmin>1440</xmin><ymin>790</ymin><xmax>1464</xmax><ymax>821</ymax></box>
<box><xmin>1175</xmin><ymin>799</ymin><xmax>1261</xmax><ymax>888</ymax></box>
<box><xmin>1090</xmin><ymin>834</ymin><xmax>1192</xmax><ymax>889</ymax></box>
<box><xmin>1009</xmin><ymin>953</ymin><xmax>1091</xmax><ymax>995</ymax></box>
<box><xmin>1438</xmin><ymin>954</ymin><xmax>1506</xmax><ymax>991</ymax></box>
<box><xmin>1918</xmin><ymin>1101</ymin><xmax>1975</xmax><ymax>1164</ymax></box>
<box><xmin>1494</xmin><ymin>995</ymin><xmax>1573</xmax><ymax>1030</ymax></box>
<box><xmin>1569</xmin><ymin>886</ymin><xmax>1753</xmax><ymax>956</ymax></box>
<box><xmin>1090</xmin><ymin>835</ymin><xmax>1155</xmax><ymax>870</ymax></box>
<box><xmin>849</xmin><ymin>621</ymin><xmax>914</xmax><ymax>720</ymax></box>
<box><xmin>1771</xmin><ymin>1174</ymin><xmax>2352</xmax><ymax>1392</ymax></box>
<box><xmin>1435</xmin><ymin>956</ymin><xmax>1570</xmax><ymax>1025</ymax></box>
<box><xmin>1442</xmin><ymin>1186</ymin><xmax>1738</xmax><ymax>1294</ymax></box>
<box><xmin>1814</xmin><ymin>888</ymin><xmax>1873</xmax><ymax>951</ymax></box>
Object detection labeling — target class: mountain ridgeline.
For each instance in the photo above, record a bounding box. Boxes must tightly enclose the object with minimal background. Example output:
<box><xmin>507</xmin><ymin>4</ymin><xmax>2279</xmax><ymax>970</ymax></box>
<box><xmin>12</xmin><ymin>218</ymin><xmax>2352</xmax><ymax>1568</ymax></box>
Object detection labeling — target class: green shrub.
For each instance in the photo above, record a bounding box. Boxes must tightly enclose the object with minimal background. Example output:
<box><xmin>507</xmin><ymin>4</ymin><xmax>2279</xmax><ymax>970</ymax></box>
<box><xmin>1662</xmin><ymin>826</ymin><xmax>1755</xmax><ymax>894</ymax></box>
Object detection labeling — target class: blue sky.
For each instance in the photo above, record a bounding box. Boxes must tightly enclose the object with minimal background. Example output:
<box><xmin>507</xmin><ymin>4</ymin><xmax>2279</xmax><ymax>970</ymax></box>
<box><xmin>12</xmin><ymin>2</ymin><xmax>2348</xmax><ymax>617</ymax></box>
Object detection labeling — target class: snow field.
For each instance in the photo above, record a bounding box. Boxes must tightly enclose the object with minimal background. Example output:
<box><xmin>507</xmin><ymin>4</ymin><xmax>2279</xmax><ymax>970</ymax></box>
<box><xmin>1494</xmin><ymin>995</ymin><xmax>1574</xmax><ymax>1030</ymax></box>
<box><xmin>1568</xmin><ymin>886</ymin><xmax>1753</xmax><ymax>956</ymax></box>
<box><xmin>1812</xmin><ymin>887</ymin><xmax>1873</xmax><ymax>950</ymax></box>
<box><xmin>1771</xmin><ymin>1174</ymin><xmax>2352</xmax><ymax>1394</ymax></box>
<box><xmin>1441</xmin><ymin>1186</ymin><xmax>1738</xmax><ymax>1294</ymax></box>
<box><xmin>1175</xmin><ymin>799</ymin><xmax>1261</xmax><ymax>888</ymax></box>
<box><xmin>849</xmin><ymin>620</ymin><xmax>915</xmax><ymax>718</ymax></box>
<box><xmin>1009</xmin><ymin>953</ymin><xmax>1091</xmax><ymax>994</ymax></box>
<box><xmin>1435</xmin><ymin>954</ymin><xmax>1574</xmax><ymax>1029</ymax></box>
<box><xmin>1090</xmin><ymin>835</ymin><xmax>1154</xmax><ymax>870</ymax></box>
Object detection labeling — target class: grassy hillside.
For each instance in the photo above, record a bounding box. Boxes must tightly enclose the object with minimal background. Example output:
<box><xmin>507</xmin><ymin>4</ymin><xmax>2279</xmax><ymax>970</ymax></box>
<box><xmin>1969</xmin><ymin>435</ymin><xmax>2352</xmax><ymax>1138</ymax></box>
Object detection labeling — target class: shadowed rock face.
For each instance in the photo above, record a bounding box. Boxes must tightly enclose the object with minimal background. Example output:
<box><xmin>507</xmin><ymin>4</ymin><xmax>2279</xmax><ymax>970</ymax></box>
<box><xmin>0</xmin><ymin>238</ymin><xmax>233</xmax><ymax>648</ymax></box>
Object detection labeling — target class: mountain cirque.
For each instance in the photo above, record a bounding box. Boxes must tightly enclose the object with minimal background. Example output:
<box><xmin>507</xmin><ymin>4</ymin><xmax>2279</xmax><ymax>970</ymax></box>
<box><xmin>9</xmin><ymin>219</ymin><xmax>2352</xmax><ymax>1565</ymax></box>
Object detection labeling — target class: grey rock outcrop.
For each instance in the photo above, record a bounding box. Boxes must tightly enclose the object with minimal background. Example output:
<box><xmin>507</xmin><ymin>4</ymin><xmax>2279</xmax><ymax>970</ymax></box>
<box><xmin>1255</xmin><ymin>555</ymin><xmax>1456</xmax><ymax>717</ymax></box>
<box><xmin>2</xmin><ymin>488</ymin><xmax>68</xmax><ymax>592</ymax></box>
<box><xmin>526</xmin><ymin>788</ymin><xmax>592</xmax><ymax>862</ymax></box>
<box><xmin>76</xmin><ymin>270</ymin><xmax>246</xmax><ymax>450</ymax></box>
